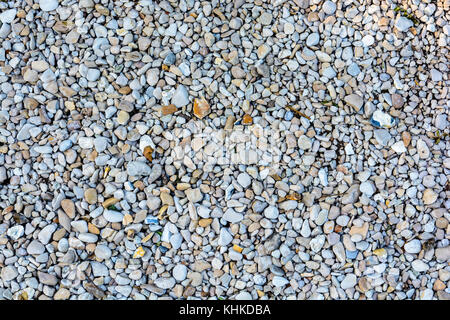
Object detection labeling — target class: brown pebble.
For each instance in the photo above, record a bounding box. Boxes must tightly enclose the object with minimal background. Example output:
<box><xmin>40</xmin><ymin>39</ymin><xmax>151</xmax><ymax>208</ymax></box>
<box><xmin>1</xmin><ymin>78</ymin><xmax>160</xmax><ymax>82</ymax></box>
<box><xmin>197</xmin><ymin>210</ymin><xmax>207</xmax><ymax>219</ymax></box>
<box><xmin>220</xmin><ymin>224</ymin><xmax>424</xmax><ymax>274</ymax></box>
<box><xmin>60</xmin><ymin>199</ymin><xmax>75</xmax><ymax>218</ymax></box>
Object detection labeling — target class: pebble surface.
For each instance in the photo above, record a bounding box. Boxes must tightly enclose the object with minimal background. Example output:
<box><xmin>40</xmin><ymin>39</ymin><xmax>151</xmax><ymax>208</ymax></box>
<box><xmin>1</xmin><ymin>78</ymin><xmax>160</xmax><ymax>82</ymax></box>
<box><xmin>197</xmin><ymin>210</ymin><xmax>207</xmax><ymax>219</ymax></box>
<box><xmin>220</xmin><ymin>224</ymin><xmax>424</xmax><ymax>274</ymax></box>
<box><xmin>0</xmin><ymin>0</ymin><xmax>448</xmax><ymax>301</ymax></box>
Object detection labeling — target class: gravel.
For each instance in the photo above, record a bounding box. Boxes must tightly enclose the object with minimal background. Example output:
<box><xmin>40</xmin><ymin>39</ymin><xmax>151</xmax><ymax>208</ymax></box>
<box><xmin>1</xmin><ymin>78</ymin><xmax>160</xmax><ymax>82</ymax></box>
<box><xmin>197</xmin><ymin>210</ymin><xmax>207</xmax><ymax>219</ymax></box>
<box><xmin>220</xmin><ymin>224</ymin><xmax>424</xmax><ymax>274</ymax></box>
<box><xmin>0</xmin><ymin>0</ymin><xmax>448</xmax><ymax>302</ymax></box>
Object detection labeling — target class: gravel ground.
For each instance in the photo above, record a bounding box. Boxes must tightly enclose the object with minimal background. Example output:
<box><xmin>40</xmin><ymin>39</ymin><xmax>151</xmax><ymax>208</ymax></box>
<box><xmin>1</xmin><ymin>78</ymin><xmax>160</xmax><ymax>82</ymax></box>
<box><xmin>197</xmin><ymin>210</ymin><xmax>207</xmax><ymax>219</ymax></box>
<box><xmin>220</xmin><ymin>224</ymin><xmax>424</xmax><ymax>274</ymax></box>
<box><xmin>0</xmin><ymin>0</ymin><xmax>449</xmax><ymax>300</ymax></box>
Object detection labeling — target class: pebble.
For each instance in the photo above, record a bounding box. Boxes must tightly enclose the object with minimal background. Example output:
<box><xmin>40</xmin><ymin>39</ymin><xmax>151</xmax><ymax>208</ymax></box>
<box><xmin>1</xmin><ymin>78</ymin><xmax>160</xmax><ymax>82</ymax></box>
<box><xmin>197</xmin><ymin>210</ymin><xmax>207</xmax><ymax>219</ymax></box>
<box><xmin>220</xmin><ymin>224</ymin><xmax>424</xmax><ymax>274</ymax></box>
<box><xmin>171</xmin><ymin>85</ymin><xmax>189</xmax><ymax>107</ymax></box>
<box><xmin>395</xmin><ymin>16</ymin><xmax>414</xmax><ymax>32</ymax></box>
<box><xmin>340</xmin><ymin>274</ymin><xmax>357</xmax><ymax>289</ymax></box>
<box><xmin>39</xmin><ymin>0</ymin><xmax>59</xmax><ymax>12</ymax></box>
<box><xmin>95</xmin><ymin>244</ymin><xmax>112</xmax><ymax>260</ymax></box>
<box><xmin>103</xmin><ymin>210</ymin><xmax>124</xmax><ymax>223</ymax></box>
<box><xmin>306</xmin><ymin>33</ymin><xmax>319</xmax><ymax>47</ymax></box>
<box><xmin>264</xmin><ymin>206</ymin><xmax>279</xmax><ymax>219</ymax></box>
<box><xmin>173</xmin><ymin>265</ymin><xmax>188</xmax><ymax>282</ymax></box>
<box><xmin>322</xmin><ymin>1</ymin><xmax>337</xmax><ymax>15</ymax></box>
<box><xmin>127</xmin><ymin>161</ymin><xmax>152</xmax><ymax>176</ymax></box>
<box><xmin>344</xmin><ymin>94</ymin><xmax>363</xmax><ymax>111</ymax></box>
<box><xmin>404</xmin><ymin>239</ymin><xmax>422</xmax><ymax>254</ymax></box>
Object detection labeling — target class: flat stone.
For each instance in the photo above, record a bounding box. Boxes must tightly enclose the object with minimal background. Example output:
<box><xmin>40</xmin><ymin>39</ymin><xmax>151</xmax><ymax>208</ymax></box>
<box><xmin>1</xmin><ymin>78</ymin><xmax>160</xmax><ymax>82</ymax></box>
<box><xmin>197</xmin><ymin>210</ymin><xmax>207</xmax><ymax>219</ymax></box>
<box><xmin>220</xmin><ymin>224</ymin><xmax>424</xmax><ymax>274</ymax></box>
<box><xmin>404</xmin><ymin>239</ymin><xmax>421</xmax><ymax>254</ymax></box>
<box><xmin>344</xmin><ymin>94</ymin><xmax>364</xmax><ymax>112</ymax></box>
<box><xmin>171</xmin><ymin>85</ymin><xmax>189</xmax><ymax>107</ymax></box>
<box><xmin>127</xmin><ymin>161</ymin><xmax>152</xmax><ymax>176</ymax></box>
<box><xmin>38</xmin><ymin>271</ymin><xmax>58</xmax><ymax>286</ymax></box>
<box><xmin>223</xmin><ymin>208</ymin><xmax>243</xmax><ymax>224</ymax></box>
<box><xmin>395</xmin><ymin>16</ymin><xmax>413</xmax><ymax>32</ymax></box>
<box><xmin>435</xmin><ymin>246</ymin><xmax>450</xmax><ymax>261</ymax></box>
<box><xmin>341</xmin><ymin>274</ymin><xmax>357</xmax><ymax>289</ymax></box>
<box><xmin>103</xmin><ymin>210</ymin><xmax>124</xmax><ymax>223</ymax></box>
<box><xmin>1</xmin><ymin>266</ymin><xmax>18</xmax><ymax>282</ymax></box>
<box><xmin>263</xmin><ymin>206</ymin><xmax>279</xmax><ymax>219</ymax></box>
<box><xmin>39</xmin><ymin>0</ymin><xmax>59</xmax><ymax>12</ymax></box>
<box><xmin>27</xmin><ymin>240</ymin><xmax>45</xmax><ymax>255</ymax></box>
<box><xmin>84</xmin><ymin>188</ymin><xmax>97</xmax><ymax>205</ymax></box>
<box><xmin>172</xmin><ymin>264</ymin><xmax>188</xmax><ymax>282</ymax></box>
<box><xmin>322</xmin><ymin>1</ymin><xmax>337</xmax><ymax>15</ymax></box>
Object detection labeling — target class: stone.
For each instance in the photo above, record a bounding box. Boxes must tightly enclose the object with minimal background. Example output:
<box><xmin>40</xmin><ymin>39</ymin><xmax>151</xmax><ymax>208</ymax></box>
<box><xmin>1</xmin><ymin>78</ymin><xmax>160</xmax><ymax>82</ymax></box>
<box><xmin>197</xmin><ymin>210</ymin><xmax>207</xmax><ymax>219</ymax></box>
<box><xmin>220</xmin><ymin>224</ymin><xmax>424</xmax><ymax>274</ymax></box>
<box><xmin>391</xmin><ymin>94</ymin><xmax>404</xmax><ymax>108</ymax></box>
<box><xmin>61</xmin><ymin>199</ymin><xmax>75</xmax><ymax>218</ymax></box>
<box><xmin>416</xmin><ymin>139</ymin><xmax>430</xmax><ymax>159</ymax></box>
<box><xmin>95</xmin><ymin>244</ymin><xmax>112</xmax><ymax>260</ymax></box>
<box><xmin>171</xmin><ymin>85</ymin><xmax>189</xmax><ymax>107</ymax></box>
<box><xmin>39</xmin><ymin>0</ymin><xmax>59</xmax><ymax>12</ymax></box>
<box><xmin>38</xmin><ymin>225</ymin><xmax>56</xmax><ymax>244</ymax></box>
<box><xmin>103</xmin><ymin>210</ymin><xmax>124</xmax><ymax>223</ymax></box>
<box><xmin>218</xmin><ymin>228</ymin><xmax>233</xmax><ymax>246</ymax></box>
<box><xmin>84</xmin><ymin>188</ymin><xmax>97</xmax><ymax>204</ymax></box>
<box><xmin>297</xmin><ymin>136</ymin><xmax>313</xmax><ymax>151</ymax></box>
<box><xmin>38</xmin><ymin>271</ymin><xmax>58</xmax><ymax>286</ymax></box>
<box><xmin>223</xmin><ymin>208</ymin><xmax>243</xmax><ymax>224</ymax></box>
<box><xmin>430</xmin><ymin>69</ymin><xmax>443</xmax><ymax>82</ymax></box>
<box><xmin>342</xmin><ymin>185</ymin><xmax>360</xmax><ymax>204</ymax></box>
<box><xmin>435</xmin><ymin>246</ymin><xmax>450</xmax><ymax>261</ymax></box>
<box><xmin>185</xmin><ymin>188</ymin><xmax>203</xmax><ymax>203</ymax></box>
<box><xmin>422</xmin><ymin>189</ymin><xmax>437</xmax><ymax>205</ymax></box>
<box><xmin>146</xmin><ymin>68</ymin><xmax>159</xmax><ymax>86</ymax></box>
<box><xmin>259</xmin><ymin>12</ymin><xmax>273</xmax><ymax>25</ymax></box>
<box><xmin>344</xmin><ymin>94</ymin><xmax>363</xmax><ymax>112</ymax></box>
<box><xmin>237</xmin><ymin>173</ymin><xmax>251</xmax><ymax>188</ymax></box>
<box><xmin>341</xmin><ymin>274</ymin><xmax>357</xmax><ymax>289</ymax></box>
<box><xmin>127</xmin><ymin>161</ymin><xmax>152</xmax><ymax>176</ymax></box>
<box><xmin>306</xmin><ymin>33</ymin><xmax>320</xmax><ymax>47</ymax></box>
<box><xmin>360</xmin><ymin>181</ymin><xmax>376</xmax><ymax>197</ymax></box>
<box><xmin>272</xmin><ymin>276</ymin><xmax>289</xmax><ymax>287</ymax></box>
<box><xmin>0</xmin><ymin>9</ymin><xmax>16</xmax><ymax>24</ymax></box>
<box><xmin>374</xmin><ymin>129</ymin><xmax>391</xmax><ymax>146</ymax></box>
<box><xmin>395</xmin><ymin>16</ymin><xmax>413</xmax><ymax>32</ymax></box>
<box><xmin>154</xmin><ymin>277</ymin><xmax>175</xmax><ymax>289</ymax></box>
<box><xmin>322</xmin><ymin>1</ymin><xmax>336</xmax><ymax>15</ymax></box>
<box><xmin>172</xmin><ymin>264</ymin><xmax>188</xmax><ymax>282</ymax></box>
<box><xmin>264</xmin><ymin>206</ymin><xmax>279</xmax><ymax>219</ymax></box>
<box><xmin>193</xmin><ymin>97</ymin><xmax>210</xmax><ymax>119</ymax></box>
<box><xmin>392</xmin><ymin>141</ymin><xmax>407</xmax><ymax>153</ymax></box>
<box><xmin>27</xmin><ymin>240</ymin><xmax>45</xmax><ymax>255</ymax></box>
<box><xmin>1</xmin><ymin>266</ymin><xmax>18</xmax><ymax>282</ymax></box>
<box><xmin>404</xmin><ymin>239</ymin><xmax>421</xmax><ymax>254</ymax></box>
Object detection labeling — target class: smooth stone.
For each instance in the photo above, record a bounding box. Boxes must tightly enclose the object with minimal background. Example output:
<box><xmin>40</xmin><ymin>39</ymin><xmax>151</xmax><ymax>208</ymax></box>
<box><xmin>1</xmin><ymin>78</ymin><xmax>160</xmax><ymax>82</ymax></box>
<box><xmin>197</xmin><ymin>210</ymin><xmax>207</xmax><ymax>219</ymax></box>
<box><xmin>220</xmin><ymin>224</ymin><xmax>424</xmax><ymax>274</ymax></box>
<box><xmin>127</xmin><ymin>161</ymin><xmax>152</xmax><ymax>176</ymax></box>
<box><xmin>0</xmin><ymin>9</ymin><xmax>16</xmax><ymax>24</ymax></box>
<box><xmin>374</xmin><ymin>129</ymin><xmax>391</xmax><ymax>146</ymax></box>
<box><xmin>395</xmin><ymin>16</ymin><xmax>413</xmax><ymax>32</ymax></box>
<box><xmin>237</xmin><ymin>172</ymin><xmax>251</xmax><ymax>188</ymax></box>
<box><xmin>272</xmin><ymin>276</ymin><xmax>289</xmax><ymax>287</ymax></box>
<box><xmin>39</xmin><ymin>0</ymin><xmax>59</xmax><ymax>11</ymax></box>
<box><xmin>171</xmin><ymin>85</ymin><xmax>189</xmax><ymax>107</ymax></box>
<box><xmin>172</xmin><ymin>264</ymin><xmax>188</xmax><ymax>282</ymax></box>
<box><xmin>306</xmin><ymin>33</ymin><xmax>319</xmax><ymax>47</ymax></box>
<box><xmin>340</xmin><ymin>274</ymin><xmax>357</xmax><ymax>289</ymax></box>
<box><xmin>103</xmin><ymin>210</ymin><xmax>124</xmax><ymax>223</ymax></box>
<box><xmin>185</xmin><ymin>188</ymin><xmax>203</xmax><ymax>203</ymax></box>
<box><xmin>404</xmin><ymin>239</ymin><xmax>421</xmax><ymax>254</ymax></box>
<box><xmin>1</xmin><ymin>266</ymin><xmax>18</xmax><ymax>281</ymax></box>
<box><xmin>322</xmin><ymin>0</ymin><xmax>336</xmax><ymax>14</ymax></box>
<box><xmin>360</xmin><ymin>181</ymin><xmax>376</xmax><ymax>197</ymax></box>
<box><xmin>38</xmin><ymin>225</ymin><xmax>56</xmax><ymax>244</ymax></box>
<box><xmin>223</xmin><ymin>208</ymin><xmax>243</xmax><ymax>224</ymax></box>
<box><xmin>435</xmin><ymin>246</ymin><xmax>450</xmax><ymax>261</ymax></box>
<box><xmin>344</xmin><ymin>94</ymin><xmax>363</xmax><ymax>112</ymax></box>
<box><xmin>218</xmin><ymin>228</ymin><xmax>233</xmax><ymax>246</ymax></box>
<box><xmin>154</xmin><ymin>277</ymin><xmax>175</xmax><ymax>289</ymax></box>
<box><xmin>95</xmin><ymin>244</ymin><xmax>112</xmax><ymax>260</ymax></box>
<box><xmin>27</xmin><ymin>240</ymin><xmax>45</xmax><ymax>255</ymax></box>
<box><xmin>263</xmin><ymin>206</ymin><xmax>279</xmax><ymax>219</ymax></box>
